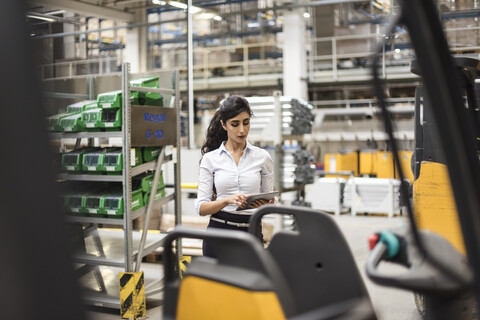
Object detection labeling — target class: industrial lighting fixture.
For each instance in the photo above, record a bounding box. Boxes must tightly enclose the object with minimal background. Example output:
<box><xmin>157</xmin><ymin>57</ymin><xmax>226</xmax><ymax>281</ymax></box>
<box><xmin>213</xmin><ymin>15</ymin><xmax>222</xmax><ymax>21</ymax></box>
<box><xmin>26</xmin><ymin>14</ymin><xmax>56</xmax><ymax>23</ymax></box>
<box><xmin>168</xmin><ymin>1</ymin><xmax>202</xmax><ymax>14</ymax></box>
<box><xmin>303</xmin><ymin>12</ymin><xmax>311</xmax><ymax>19</ymax></box>
<box><xmin>152</xmin><ymin>0</ymin><xmax>167</xmax><ymax>5</ymax></box>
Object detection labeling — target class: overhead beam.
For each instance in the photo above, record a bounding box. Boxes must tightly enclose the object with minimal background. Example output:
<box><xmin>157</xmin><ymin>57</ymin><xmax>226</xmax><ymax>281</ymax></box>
<box><xmin>28</xmin><ymin>0</ymin><xmax>135</xmax><ymax>22</ymax></box>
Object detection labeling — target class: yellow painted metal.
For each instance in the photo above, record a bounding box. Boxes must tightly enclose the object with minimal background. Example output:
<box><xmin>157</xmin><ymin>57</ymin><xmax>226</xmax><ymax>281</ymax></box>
<box><xmin>376</xmin><ymin>151</ymin><xmax>395</xmax><ymax>179</ymax></box>
<box><xmin>396</xmin><ymin>151</ymin><xmax>414</xmax><ymax>183</ymax></box>
<box><xmin>413</xmin><ymin>161</ymin><xmax>465</xmax><ymax>254</ymax></box>
<box><xmin>359</xmin><ymin>151</ymin><xmax>377</xmax><ymax>176</ymax></box>
<box><xmin>179</xmin><ymin>256</ymin><xmax>191</xmax><ymax>278</ymax></box>
<box><xmin>324</xmin><ymin>152</ymin><xmax>358</xmax><ymax>177</ymax></box>
<box><xmin>119</xmin><ymin>272</ymin><xmax>146</xmax><ymax>319</ymax></box>
<box><xmin>176</xmin><ymin>276</ymin><xmax>286</xmax><ymax>320</ymax></box>
<box><xmin>181</xmin><ymin>183</ymin><xmax>198</xmax><ymax>189</ymax></box>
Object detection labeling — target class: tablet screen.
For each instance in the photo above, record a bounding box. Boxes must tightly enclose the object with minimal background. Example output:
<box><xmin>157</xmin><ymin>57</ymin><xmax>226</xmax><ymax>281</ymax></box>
<box><xmin>236</xmin><ymin>191</ymin><xmax>278</xmax><ymax>211</ymax></box>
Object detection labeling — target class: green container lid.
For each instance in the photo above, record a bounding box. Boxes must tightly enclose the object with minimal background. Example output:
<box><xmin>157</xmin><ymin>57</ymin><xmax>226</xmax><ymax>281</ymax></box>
<box><xmin>66</xmin><ymin>100</ymin><xmax>98</xmax><ymax>113</ymax></box>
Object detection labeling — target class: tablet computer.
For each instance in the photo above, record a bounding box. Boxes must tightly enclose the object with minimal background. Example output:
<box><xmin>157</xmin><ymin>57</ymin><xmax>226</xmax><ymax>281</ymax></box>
<box><xmin>236</xmin><ymin>191</ymin><xmax>279</xmax><ymax>211</ymax></box>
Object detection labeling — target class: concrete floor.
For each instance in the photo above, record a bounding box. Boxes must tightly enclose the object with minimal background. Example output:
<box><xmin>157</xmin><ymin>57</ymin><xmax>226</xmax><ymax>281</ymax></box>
<box><xmin>85</xmin><ymin>214</ymin><xmax>422</xmax><ymax>320</ymax></box>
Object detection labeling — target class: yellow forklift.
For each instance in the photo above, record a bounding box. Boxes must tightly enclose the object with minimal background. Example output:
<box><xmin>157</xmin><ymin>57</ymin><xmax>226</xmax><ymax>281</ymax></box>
<box><xmin>160</xmin><ymin>1</ymin><xmax>480</xmax><ymax>320</ymax></box>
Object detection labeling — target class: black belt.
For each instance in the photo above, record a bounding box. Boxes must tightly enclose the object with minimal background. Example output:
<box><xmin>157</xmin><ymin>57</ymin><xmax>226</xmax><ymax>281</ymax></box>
<box><xmin>210</xmin><ymin>211</ymin><xmax>251</xmax><ymax>228</ymax></box>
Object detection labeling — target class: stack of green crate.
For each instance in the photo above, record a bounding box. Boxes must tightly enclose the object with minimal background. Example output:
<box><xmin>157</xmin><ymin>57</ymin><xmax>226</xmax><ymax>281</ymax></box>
<box><xmin>58</xmin><ymin>101</ymin><xmax>98</xmax><ymax>132</ymax></box>
<box><xmin>133</xmin><ymin>171</ymin><xmax>166</xmax><ymax>206</ymax></box>
<box><xmin>62</xmin><ymin>148</ymin><xmax>94</xmax><ymax>173</ymax></box>
<box><xmin>130</xmin><ymin>76</ymin><xmax>164</xmax><ymax>106</ymax></box>
<box><xmin>47</xmin><ymin>100</ymin><xmax>97</xmax><ymax>132</ymax></box>
<box><xmin>143</xmin><ymin>172</ymin><xmax>166</xmax><ymax>204</ymax></box>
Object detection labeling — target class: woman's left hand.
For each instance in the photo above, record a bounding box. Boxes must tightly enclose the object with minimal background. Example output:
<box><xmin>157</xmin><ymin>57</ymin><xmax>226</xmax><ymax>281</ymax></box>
<box><xmin>248</xmin><ymin>199</ymin><xmax>270</xmax><ymax>209</ymax></box>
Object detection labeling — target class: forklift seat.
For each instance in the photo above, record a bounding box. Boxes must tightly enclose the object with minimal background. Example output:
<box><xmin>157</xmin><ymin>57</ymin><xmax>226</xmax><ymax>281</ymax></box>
<box><xmin>249</xmin><ymin>205</ymin><xmax>375</xmax><ymax>319</ymax></box>
<box><xmin>162</xmin><ymin>226</ymin><xmax>297</xmax><ymax>320</ymax></box>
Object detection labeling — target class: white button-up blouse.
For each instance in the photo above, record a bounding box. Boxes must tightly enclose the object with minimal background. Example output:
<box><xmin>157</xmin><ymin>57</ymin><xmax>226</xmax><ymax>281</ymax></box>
<box><xmin>195</xmin><ymin>141</ymin><xmax>274</xmax><ymax>215</ymax></box>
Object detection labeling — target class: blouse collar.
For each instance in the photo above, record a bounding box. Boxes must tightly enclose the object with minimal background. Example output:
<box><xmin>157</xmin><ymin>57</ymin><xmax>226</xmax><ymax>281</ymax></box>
<box><xmin>219</xmin><ymin>140</ymin><xmax>252</xmax><ymax>154</ymax></box>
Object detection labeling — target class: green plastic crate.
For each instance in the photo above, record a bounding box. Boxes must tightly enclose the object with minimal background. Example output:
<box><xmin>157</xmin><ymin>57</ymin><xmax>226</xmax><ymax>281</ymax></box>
<box><xmin>81</xmin><ymin>108</ymin><xmax>103</xmax><ymax>131</ymax></box>
<box><xmin>102</xmin><ymin>148</ymin><xmax>143</xmax><ymax>173</ymax></box>
<box><xmin>85</xmin><ymin>190</ymin><xmax>111</xmax><ymax>217</ymax></box>
<box><xmin>60</xmin><ymin>113</ymin><xmax>85</xmax><ymax>132</ymax></box>
<box><xmin>143</xmin><ymin>187</ymin><xmax>166</xmax><ymax>205</ymax></box>
<box><xmin>130</xmin><ymin>76</ymin><xmax>163</xmax><ymax>106</ymax></box>
<box><xmin>100</xmin><ymin>189</ymin><xmax>144</xmax><ymax>218</ymax></box>
<box><xmin>142</xmin><ymin>147</ymin><xmax>162</xmax><ymax>163</ymax></box>
<box><xmin>97</xmin><ymin>90</ymin><xmax>139</xmax><ymax>109</ymax></box>
<box><xmin>100</xmin><ymin>108</ymin><xmax>122</xmax><ymax>129</ymax></box>
<box><xmin>65</xmin><ymin>192</ymin><xmax>89</xmax><ymax>216</ymax></box>
<box><xmin>62</xmin><ymin>148</ymin><xmax>94</xmax><ymax>173</ymax></box>
<box><xmin>132</xmin><ymin>171</ymin><xmax>164</xmax><ymax>193</ymax></box>
<box><xmin>82</xmin><ymin>149</ymin><xmax>106</xmax><ymax>173</ymax></box>
<box><xmin>102</xmin><ymin>148</ymin><xmax>122</xmax><ymax>173</ymax></box>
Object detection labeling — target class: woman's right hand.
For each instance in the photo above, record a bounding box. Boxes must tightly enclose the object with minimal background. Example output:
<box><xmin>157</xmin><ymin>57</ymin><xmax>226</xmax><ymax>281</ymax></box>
<box><xmin>223</xmin><ymin>193</ymin><xmax>248</xmax><ymax>208</ymax></box>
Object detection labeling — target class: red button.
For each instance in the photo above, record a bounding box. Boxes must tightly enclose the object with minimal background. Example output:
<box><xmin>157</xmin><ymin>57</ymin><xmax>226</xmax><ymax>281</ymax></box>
<box><xmin>368</xmin><ymin>233</ymin><xmax>380</xmax><ymax>251</ymax></box>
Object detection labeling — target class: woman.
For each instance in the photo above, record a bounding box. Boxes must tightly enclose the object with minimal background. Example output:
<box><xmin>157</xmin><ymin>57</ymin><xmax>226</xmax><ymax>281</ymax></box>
<box><xmin>195</xmin><ymin>95</ymin><xmax>274</xmax><ymax>257</ymax></box>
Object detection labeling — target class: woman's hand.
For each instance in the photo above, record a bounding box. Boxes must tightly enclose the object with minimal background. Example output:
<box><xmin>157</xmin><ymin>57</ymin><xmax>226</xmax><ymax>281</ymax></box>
<box><xmin>223</xmin><ymin>193</ymin><xmax>248</xmax><ymax>208</ymax></box>
<box><xmin>248</xmin><ymin>197</ymin><xmax>275</xmax><ymax>209</ymax></box>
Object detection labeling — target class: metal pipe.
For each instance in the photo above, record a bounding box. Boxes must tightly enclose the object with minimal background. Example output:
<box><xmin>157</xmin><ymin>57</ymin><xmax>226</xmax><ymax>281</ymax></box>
<box><xmin>34</xmin><ymin>0</ymin><xmax>369</xmax><ymax>40</ymax></box>
<box><xmin>187</xmin><ymin>0</ymin><xmax>195</xmax><ymax>149</ymax></box>
<box><xmin>134</xmin><ymin>147</ymin><xmax>166</xmax><ymax>272</ymax></box>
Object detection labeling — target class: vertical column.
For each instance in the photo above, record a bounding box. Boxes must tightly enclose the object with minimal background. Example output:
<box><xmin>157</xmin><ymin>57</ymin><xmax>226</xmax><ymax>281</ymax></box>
<box><xmin>282</xmin><ymin>9</ymin><xmax>307</xmax><ymax>99</ymax></box>
<box><xmin>187</xmin><ymin>0</ymin><xmax>195</xmax><ymax>148</ymax></box>
<box><xmin>125</xmin><ymin>9</ymin><xmax>147</xmax><ymax>73</ymax></box>
<box><xmin>63</xmin><ymin>12</ymin><xmax>75</xmax><ymax>59</ymax></box>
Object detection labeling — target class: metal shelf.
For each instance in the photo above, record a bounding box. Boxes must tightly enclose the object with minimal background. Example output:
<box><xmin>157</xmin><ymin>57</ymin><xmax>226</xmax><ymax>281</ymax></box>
<box><xmin>130</xmin><ymin>85</ymin><xmax>174</xmax><ymax>95</ymax></box>
<box><xmin>49</xmin><ymin>66</ymin><xmax>181</xmax><ymax>310</ymax></box>
<box><xmin>57</xmin><ymin>155</ymin><xmax>173</xmax><ymax>182</ymax></box>
<box><xmin>57</xmin><ymin>173</ymin><xmax>123</xmax><ymax>182</ymax></box>
<box><xmin>131</xmin><ymin>192</ymin><xmax>175</xmax><ymax>220</ymax></box>
<box><xmin>78</xmin><ymin>264</ymin><xmax>164</xmax><ymax>309</ymax></box>
<box><xmin>66</xmin><ymin>192</ymin><xmax>175</xmax><ymax>225</ymax></box>
<box><xmin>130</xmin><ymin>154</ymin><xmax>173</xmax><ymax>176</ymax></box>
<box><xmin>74</xmin><ymin>229</ymin><xmax>167</xmax><ymax>267</ymax></box>
<box><xmin>49</xmin><ymin>131</ymin><xmax>123</xmax><ymax>139</ymax></box>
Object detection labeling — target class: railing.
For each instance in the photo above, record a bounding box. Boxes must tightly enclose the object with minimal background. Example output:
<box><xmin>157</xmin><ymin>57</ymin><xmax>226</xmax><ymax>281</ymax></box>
<box><xmin>38</xmin><ymin>26</ymin><xmax>480</xmax><ymax>84</ymax></box>
<box><xmin>39</xmin><ymin>56</ymin><xmax>121</xmax><ymax>80</ymax></box>
<box><xmin>150</xmin><ymin>42</ymin><xmax>283</xmax><ymax>88</ymax></box>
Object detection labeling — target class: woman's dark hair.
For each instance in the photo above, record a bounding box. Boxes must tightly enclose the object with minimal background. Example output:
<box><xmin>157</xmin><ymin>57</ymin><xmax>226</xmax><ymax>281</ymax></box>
<box><xmin>201</xmin><ymin>95</ymin><xmax>253</xmax><ymax>155</ymax></box>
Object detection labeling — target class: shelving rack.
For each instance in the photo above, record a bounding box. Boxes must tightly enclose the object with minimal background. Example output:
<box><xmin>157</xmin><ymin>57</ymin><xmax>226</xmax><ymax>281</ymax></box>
<box><xmin>49</xmin><ymin>63</ymin><xmax>181</xmax><ymax>308</ymax></box>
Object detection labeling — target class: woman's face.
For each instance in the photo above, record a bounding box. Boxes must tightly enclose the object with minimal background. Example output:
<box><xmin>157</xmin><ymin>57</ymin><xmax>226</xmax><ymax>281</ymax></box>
<box><xmin>221</xmin><ymin>111</ymin><xmax>250</xmax><ymax>145</ymax></box>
